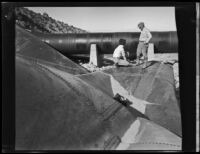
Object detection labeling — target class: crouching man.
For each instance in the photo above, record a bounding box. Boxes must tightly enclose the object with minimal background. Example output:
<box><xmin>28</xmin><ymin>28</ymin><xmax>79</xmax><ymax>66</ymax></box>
<box><xmin>113</xmin><ymin>39</ymin><xmax>128</xmax><ymax>67</ymax></box>
<box><xmin>136</xmin><ymin>22</ymin><xmax>152</xmax><ymax>68</ymax></box>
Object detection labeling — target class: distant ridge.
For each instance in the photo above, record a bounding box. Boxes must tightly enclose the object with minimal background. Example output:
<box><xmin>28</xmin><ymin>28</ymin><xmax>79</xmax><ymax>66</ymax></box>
<box><xmin>15</xmin><ymin>7</ymin><xmax>88</xmax><ymax>34</ymax></box>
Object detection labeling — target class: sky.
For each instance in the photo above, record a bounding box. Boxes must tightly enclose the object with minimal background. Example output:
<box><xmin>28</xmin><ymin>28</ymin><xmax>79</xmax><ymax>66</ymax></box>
<box><xmin>27</xmin><ymin>7</ymin><xmax>177</xmax><ymax>32</ymax></box>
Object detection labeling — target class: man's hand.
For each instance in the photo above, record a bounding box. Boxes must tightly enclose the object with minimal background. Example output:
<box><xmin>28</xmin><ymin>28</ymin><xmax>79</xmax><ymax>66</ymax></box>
<box><xmin>123</xmin><ymin>58</ymin><xmax>130</xmax><ymax>65</ymax></box>
<box><xmin>123</xmin><ymin>57</ymin><xmax>128</xmax><ymax>62</ymax></box>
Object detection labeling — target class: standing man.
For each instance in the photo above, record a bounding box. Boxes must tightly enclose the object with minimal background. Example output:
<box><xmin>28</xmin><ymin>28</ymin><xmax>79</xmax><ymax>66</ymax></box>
<box><xmin>136</xmin><ymin>22</ymin><xmax>152</xmax><ymax>68</ymax></box>
<box><xmin>113</xmin><ymin>39</ymin><xmax>127</xmax><ymax>67</ymax></box>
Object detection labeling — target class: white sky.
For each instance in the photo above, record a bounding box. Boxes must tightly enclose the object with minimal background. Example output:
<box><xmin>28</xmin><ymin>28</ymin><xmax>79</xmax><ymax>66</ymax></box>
<box><xmin>27</xmin><ymin>7</ymin><xmax>177</xmax><ymax>32</ymax></box>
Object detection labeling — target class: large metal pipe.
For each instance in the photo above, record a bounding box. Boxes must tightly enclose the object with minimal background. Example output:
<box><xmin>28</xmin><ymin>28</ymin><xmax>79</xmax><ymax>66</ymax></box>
<box><xmin>33</xmin><ymin>32</ymin><xmax>178</xmax><ymax>56</ymax></box>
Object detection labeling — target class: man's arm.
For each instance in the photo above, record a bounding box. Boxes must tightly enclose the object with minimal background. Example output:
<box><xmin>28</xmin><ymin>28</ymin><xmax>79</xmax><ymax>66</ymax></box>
<box><xmin>145</xmin><ymin>30</ymin><xmax>152</xmax><ymax>43</ymax></box>
<box><xmin>121</xmin><ymin>49</ymin><xmax>127</xmax><ymax>61</ymax></box>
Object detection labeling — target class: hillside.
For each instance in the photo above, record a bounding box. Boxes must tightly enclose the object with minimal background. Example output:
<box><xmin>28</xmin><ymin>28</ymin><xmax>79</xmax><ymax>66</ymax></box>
<box><xmin>15</xmin><ymin>7</ymin><xmax>87</xmax><ymax>34</ymax></box>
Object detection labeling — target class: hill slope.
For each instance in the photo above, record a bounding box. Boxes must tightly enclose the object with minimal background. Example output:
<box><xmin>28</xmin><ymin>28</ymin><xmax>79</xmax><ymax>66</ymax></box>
<box><xmin>15</xmin><ymin>7</ymin><xmax>87</xmax><ymax>34</ymax></box>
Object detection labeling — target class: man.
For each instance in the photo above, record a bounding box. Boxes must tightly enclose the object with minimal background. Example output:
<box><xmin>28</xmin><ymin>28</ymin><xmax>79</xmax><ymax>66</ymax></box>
<box><xmin>136</xmin><ymin>22</ymin><xmax>152</xmax><ymax>68</ymax></box>
<box><xmin>113</xmin><ymin>39</ymin><xmax>127</xmax><ymax>67</ymax></box>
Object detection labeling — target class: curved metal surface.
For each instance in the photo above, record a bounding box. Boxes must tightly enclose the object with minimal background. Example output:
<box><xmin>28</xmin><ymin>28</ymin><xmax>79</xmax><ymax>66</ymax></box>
<box><xmin>82</xmin><ymin>63</ymin><xmax>182</xmax><ymax>137</ymax></box>
<box><xmin>16</xmin><ymin>56</ymin><xmax>181</xmax><ymax>150</ymax></box>
<box><xmin>16</xmin><ymin>56</ymin><xmax>116</xmax><ymax>150</ymax></box>
<box><xmin>16</xmin><ymin>25</ymin><xmax>88</xmax><ymax>75</ymax></box>
<box><xmin>33</xmin><ymin>31</ymin><xmax>178</xmax><ymax>56</ymax></box>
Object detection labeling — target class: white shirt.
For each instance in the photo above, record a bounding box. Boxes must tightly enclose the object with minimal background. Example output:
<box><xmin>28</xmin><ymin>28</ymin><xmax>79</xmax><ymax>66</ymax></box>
<box><xmin>139</xmin><ymin>27</ymin><xmax>152</xmax><ymax>43</ymax></box>
<box><xmin>113</xmin><ymin>45</ymin><xmax>125</xmax><ymax>58</ymax></box>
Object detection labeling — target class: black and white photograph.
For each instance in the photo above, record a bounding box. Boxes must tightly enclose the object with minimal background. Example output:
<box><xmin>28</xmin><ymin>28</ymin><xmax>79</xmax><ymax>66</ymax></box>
<box><xmin>2</xmin><ymin>2</ymin><xmax>199</xmax><ymax>152</ymax></box>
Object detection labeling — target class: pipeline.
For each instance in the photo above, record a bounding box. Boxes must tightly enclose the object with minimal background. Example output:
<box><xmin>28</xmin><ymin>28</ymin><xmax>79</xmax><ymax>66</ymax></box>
<box><xmin>33</xmin><ymin>31</ymin><xmax>178</xmax><ymax>57</ymax></box>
